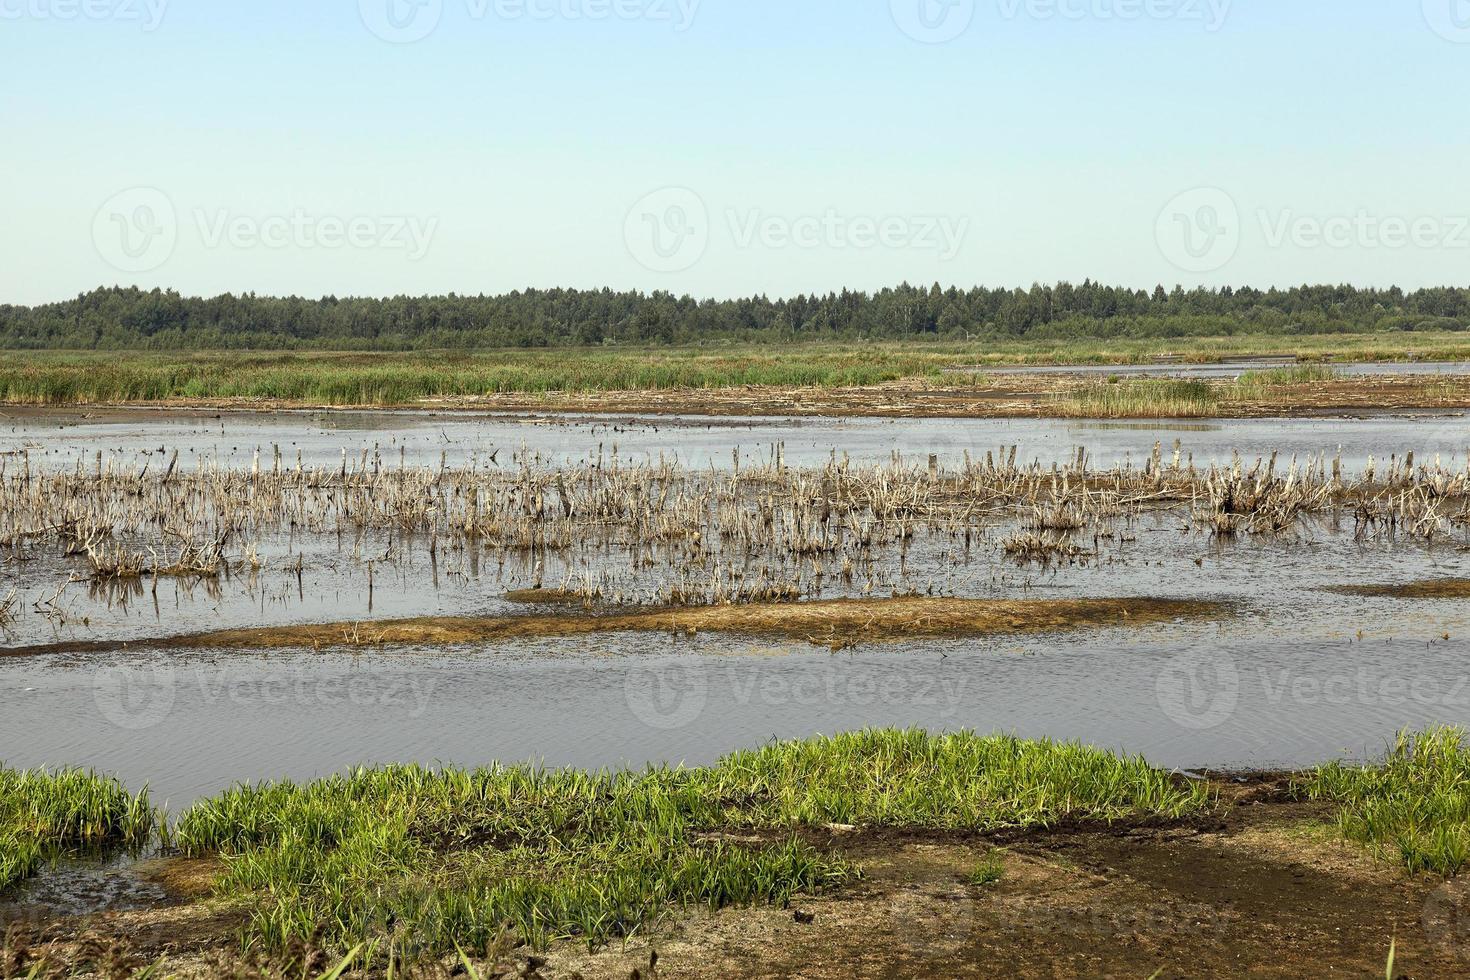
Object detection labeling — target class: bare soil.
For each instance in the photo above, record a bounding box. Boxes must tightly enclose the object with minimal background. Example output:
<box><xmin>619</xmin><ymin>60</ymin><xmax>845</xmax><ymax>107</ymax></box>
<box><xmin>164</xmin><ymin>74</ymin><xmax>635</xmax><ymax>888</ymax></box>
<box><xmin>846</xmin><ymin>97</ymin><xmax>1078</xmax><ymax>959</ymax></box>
<box><xmin>0</xmin><ymin>596</ymin><xmax>1230</xmax><ymax>658</ymax></box>
<box><xmin>1327</xmin><ymin>579</ymin><xmax>1470</xmax><ymax>600</ymax></box>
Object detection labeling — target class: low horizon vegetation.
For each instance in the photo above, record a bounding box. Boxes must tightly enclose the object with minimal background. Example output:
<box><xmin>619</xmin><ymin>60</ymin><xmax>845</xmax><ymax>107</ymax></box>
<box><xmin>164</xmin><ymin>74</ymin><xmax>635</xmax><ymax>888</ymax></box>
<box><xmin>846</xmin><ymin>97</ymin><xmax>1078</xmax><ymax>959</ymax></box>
<box><xmin>0</xmin><ymin>332</ymin><xmax>1467</xmax><ymax>407</ymax></box>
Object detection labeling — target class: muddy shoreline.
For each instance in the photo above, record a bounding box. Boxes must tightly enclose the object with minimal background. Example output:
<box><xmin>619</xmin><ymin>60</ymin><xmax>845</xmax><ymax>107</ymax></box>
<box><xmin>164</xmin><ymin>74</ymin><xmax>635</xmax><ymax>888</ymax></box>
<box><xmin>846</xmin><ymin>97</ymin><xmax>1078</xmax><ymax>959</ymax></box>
<box><xmin>5</xmin><ymin>775</ymin><xmax>1463</xmax><ymax>978</ymax></box>
<box><xmin>0</xmin><ymin>596</ymin><xmax>1230</xmax><ymax>659</ymax></box>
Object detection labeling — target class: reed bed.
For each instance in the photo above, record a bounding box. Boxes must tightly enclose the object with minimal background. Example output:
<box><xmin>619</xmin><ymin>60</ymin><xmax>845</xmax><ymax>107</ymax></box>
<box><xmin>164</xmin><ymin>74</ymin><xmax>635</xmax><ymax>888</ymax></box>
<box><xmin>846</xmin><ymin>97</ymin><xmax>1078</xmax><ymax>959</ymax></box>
<box><xmin>1053</xmin><ymin>366</ymin><xmax>1381</xmax><ymax>418</ymax></box>
<box><xmin>0</xmin><ymin>767</ymin><xmax>155</xmax><ymax>889</ymax></box>
<box><xmin>1303</xmin><ymin>727</ymin><xmax>1470</xmax><ymax>875</ymax></box>
<box><xmin>1055</xmin><ymin>379</ymin><xmax>1220</xmax><ymax>418</ymax></box>
<box><xmin>1</xmin><ymin>442</ymin><xmax>1467</xmax><ymax>627</ymax></box>
<box><xmin>0</xmin><ymin>350</ymin><xmax>946</xmax><ymax>406</ymax></box>
<box><xmin>167</xmin><ymin>729</ymin><xmax>1205</xmax><ymax>965</ymax></box>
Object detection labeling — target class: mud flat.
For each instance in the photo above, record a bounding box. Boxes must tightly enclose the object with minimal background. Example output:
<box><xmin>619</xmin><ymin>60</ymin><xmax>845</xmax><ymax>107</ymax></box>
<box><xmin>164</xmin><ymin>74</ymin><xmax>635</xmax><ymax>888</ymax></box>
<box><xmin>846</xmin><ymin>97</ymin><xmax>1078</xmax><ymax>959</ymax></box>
<box><xmin>0</xmin><ymin>596</ymin><xmax>1229</xmax><ymax>658</ymax></box>
<box><xmin>1327</xmin><ymin>578</ymin><xmax>1470</xmax><ymax>600</ymax></box>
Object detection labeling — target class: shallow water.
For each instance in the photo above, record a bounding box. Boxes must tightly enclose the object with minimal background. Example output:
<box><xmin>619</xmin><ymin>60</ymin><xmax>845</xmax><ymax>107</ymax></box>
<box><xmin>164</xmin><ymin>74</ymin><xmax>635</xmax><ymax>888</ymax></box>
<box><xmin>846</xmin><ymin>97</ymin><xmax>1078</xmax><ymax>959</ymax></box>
<box><xmin>4</xmin><ymin>405</ymin><xmax>1469</xmax><ymax>471</ymax></box>
<box><xmin>3</xmin><ymin>627</ymin><xmax>1469</xmax><ymax>807</ymax></box>
<box><xmin>2</xmin><ymin>409</ymin><xmax>1470</xmax><ymax>802</ymax></box>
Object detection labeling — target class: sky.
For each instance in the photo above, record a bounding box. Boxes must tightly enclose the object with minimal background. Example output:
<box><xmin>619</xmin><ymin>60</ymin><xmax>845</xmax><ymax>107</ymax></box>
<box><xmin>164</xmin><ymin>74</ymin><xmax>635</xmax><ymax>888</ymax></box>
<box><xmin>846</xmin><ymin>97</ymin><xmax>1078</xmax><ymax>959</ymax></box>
<box><xmin>1</xmin><ymin>0</ymin><xmax>1468</xmax><ymax>304</ymax></box>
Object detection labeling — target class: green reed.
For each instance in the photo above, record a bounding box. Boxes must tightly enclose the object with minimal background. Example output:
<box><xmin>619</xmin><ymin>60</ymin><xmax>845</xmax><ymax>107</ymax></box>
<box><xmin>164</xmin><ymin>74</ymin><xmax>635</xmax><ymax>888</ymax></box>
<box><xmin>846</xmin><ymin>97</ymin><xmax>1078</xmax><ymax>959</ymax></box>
<box><xmin>170</xmin><ymin>729</ymin><xmax>1206</xmax><ymax>965</ymax></box>
<box><xmin>1303</xmin><ymin>727</ymin><xmax>1470</xmax><ymax>874</ymax></box>
<box><xmin>0</xmin><ymin>766</ymin><xmax>155</xmax><ymax>889</ymax></box>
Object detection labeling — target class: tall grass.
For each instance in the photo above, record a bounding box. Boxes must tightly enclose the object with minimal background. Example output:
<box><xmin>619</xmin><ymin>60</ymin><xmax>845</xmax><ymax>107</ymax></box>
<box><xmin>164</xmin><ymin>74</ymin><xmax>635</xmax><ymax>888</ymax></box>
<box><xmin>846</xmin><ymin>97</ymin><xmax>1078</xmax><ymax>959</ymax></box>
<box><xmin>1303</xmin><ymin>727</ymin><xmax>1470</xmax><ymax>875</ymax></box>
<box><xmin>172</xmin><ymin>729</ymin><xmax>1205</xmax><ymax>964</ymax></box>
<box><xmin>1234</xmin><ymin>364</ymin><xmax>1341</xmax><ymax>390</ymax></box>
<box><xmin>0</xmin><ymin>767</ymin><xmax>155</xmax><ymax>889</ymax></box>
<box><xmin>0</xmin><ymin>350</ymin><xmax>946</xmax><ymax>405</ymax></box>
<box><xmin>1055</xmin><ymin>379</ymin><xmax>1220</xmax><ymax>418</ymax></box>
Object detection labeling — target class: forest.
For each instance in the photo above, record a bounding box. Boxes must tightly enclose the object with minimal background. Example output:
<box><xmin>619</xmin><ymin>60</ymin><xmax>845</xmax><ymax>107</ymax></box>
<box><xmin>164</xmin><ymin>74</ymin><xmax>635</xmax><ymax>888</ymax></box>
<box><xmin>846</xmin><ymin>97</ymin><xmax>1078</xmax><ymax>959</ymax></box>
<box><xmin>1</xmin><ymin>281</ymin><xmax>1467</xmax><ymax>350</ymax></box>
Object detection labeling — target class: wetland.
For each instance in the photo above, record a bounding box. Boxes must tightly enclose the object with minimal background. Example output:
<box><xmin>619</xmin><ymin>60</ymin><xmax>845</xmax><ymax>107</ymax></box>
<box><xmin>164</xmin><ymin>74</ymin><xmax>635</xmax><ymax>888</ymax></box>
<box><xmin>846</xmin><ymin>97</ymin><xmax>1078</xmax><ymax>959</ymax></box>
<box><xmin>2</xmin><ymin>402</ymin><xmax>1469</xmax><ymax>976</ymax></box>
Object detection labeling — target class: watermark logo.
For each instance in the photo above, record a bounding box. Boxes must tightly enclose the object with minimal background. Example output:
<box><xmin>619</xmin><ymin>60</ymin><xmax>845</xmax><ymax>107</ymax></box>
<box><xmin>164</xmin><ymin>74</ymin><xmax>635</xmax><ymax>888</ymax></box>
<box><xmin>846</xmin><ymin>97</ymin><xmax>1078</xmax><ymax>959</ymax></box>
<box><xmin>93</xmin><ymin>189</ymin><xmax>439</xmax><ymax>272</ymax></box>
<box><xmin>1258</xmin><ymin>209</ymin><xmax>1470</xmax><ymax>251</ymax></box>
<box><xmin>1423</xmin><ymin>0</ymin><xmax>1470</xmax><ymax>43</ymax></box>
<box><xmin>890</xmin><ymin>887</ymin><xmax>974</xmax><ymax>957</ymax></box>
<box><xmin>93</xmin><ymin>664</ymin><xmax>177</xmax><ymax>731</ymax></box>
<box><xmin>624</xmin><ymin>662</ymin><xmax>709</xmax><ymax>730</ymax></box>
<box><xmin>1424</xmin><ymin>880</ymin><xmax>1470</xmax><ymax>961</ymax></box>
<box><xmin>1155</xmin><ymin>650</ymin><xmax>1239</xmax><ymax>730</ymax></box>
<box><xmin>997</xmin><ymin>0</ymin><xmax>1230</xmax><ymax>31</ymax></box>
<box><xmin>728</xmin><ymin>209</ymin><xmax>969</xmax><ymax>260</ymax></box>
<box><xmin>891</xmin><ymin>0</ymin><xmax>975</xmax><ymax>43</ymax></box>
<box><xmin>92</xmin><ymin>187</ymin><xmax>177</xmax><ymax>274</ymax></box>
<box><xmin>360</xmin><ymin>0</ymin><xmax>699</xmax><ymax>42</ymax></box>
<box><xmin>359</xmin><ymin>0</ymin><xmax>443</xmax><ymax>43</ymax></box>
<box><xmin>195</xmin><ymin>209</ymin><xmax>438</xmax><ymax>260</ymax></box>
<box><xmin>0</xmin><ymin>0</ymin><xmax>169</xmax><ymax>30</ymax></box>
<box><xmin>624</xmin><ymin>187</ymin><xmax>709</xmax><ymax>273</ymax></box>
<box><xmin>1156</xmin><ymin>187</ymin><xmax>1239</xmax><ymax>273</ymax></box>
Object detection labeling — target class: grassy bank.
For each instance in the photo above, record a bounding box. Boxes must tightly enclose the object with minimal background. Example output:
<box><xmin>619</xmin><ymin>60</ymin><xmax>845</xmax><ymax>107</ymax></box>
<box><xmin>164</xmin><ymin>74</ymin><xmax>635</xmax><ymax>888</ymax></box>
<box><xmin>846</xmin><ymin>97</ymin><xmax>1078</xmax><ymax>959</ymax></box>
<box><xmin>1304</xmin><ymin>727</ymin><xmax>1470</xmax><ymax>875</ymax></box>
<box><xmin>164</xmin><ymin>730</ymin><xmax>1202</xmax><ymax>965</ymax></box>
<box><xmin>9</xmin><ymin>729</ymin><xmax>1470</xmax><ymax>976</ymax></box>
<box><xmin>0</xmin><ymin>767</ymin><xmax>154</xmax><ymax>889</ymax></box>
<box><xmin>0</xmin><ymin>333</ymin><xmax>1467</xmax><ymax>406</ymax></box>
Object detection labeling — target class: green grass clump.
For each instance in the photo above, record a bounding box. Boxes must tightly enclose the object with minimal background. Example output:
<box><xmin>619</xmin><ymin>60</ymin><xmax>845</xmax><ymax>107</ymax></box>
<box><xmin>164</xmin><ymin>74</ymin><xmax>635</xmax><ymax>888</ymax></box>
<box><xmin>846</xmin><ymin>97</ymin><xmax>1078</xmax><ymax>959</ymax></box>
<box><xmin>1233</xmin><ymin>364</ymin><xmax>1341</xmax><ymax>391</ymax></box>
<box><xmin>0</xmin><ymin>766</ymin><xmax>155</xmax><ymax>889</ymax></box>
<box><xmin>968</xmin><ymin>853</ymin><xmax>1005</xmax><ymax>887</ymax></box>
<box><xmin>172</xmin><ymin>730</ymin><xmax>1204</xmax><ymax>964</ymax></box>
<box><xmin>1303</xmin><ymin>727</ymin><xmax>1470</xmax><ymax>875</ymax></box>
<box><xmin>1055</xmin><ymin>379</ymin><xmax>1220</xmax><ymax>418</ymax></box>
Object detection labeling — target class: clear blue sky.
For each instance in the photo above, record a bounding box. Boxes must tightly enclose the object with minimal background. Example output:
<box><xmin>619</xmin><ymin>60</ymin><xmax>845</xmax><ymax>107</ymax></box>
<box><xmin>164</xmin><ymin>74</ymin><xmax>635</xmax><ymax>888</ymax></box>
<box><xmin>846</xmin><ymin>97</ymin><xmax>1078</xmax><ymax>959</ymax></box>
<box><xmin>2</xmin><ymin>0</ymin><xmax>1466</xmax><ymax>304</ymax></box>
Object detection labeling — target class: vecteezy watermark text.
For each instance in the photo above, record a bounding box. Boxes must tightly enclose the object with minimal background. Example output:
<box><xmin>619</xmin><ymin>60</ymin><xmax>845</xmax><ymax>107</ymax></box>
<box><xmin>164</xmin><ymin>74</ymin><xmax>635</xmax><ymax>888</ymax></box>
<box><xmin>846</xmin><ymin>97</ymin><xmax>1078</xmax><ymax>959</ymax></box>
<box><xmin>1156</xmin><ymin>186</ymin><xmax>1470</xmax><ymax>273</ymax></box>
<box><xmin>0</xmin><ymin>0</ymin><xmax>168</xmax><ymax>29</ymax></box>
<box><xmin>195</xmin><ymin>208</ymin><xmax>437</xmax><ymax>259</ymax></box>
<box><xmin>359</xmin><ymin>0</ymin><xmax>699</xmax><ymax>43</ymax></box>
<box><xmin>94</xmin><ymin>662</ymin><xmax>439</xmax><ymax>730</ymax></box>
<box><xmin>92</xmin><ymin>187</ymin><xmax>439</xmax><ymax>273</ymax></box>
<box><xmin>624</xmin><ymin>187</ymin><xmax>970</xmax><ymax>273</ymax></box>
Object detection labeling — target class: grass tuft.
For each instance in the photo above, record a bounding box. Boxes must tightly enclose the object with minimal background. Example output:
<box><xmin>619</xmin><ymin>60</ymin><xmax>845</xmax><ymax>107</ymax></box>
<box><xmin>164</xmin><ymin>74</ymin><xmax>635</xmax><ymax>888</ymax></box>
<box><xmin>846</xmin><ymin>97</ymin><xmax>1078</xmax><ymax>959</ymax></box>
<box><xmin>0</xmin><ymin>766</ymin><xmax>155</xmax><ymax>889</ymax></box>
<box><xmin>1303</xmin><ymin>727</ymin><xmax>1470</xmax><ymax>875</ymax></box>
<box><xmin>170</xmin><ymin>729</ymin><xmax>1205</xmax><ymax>965</ymax></box>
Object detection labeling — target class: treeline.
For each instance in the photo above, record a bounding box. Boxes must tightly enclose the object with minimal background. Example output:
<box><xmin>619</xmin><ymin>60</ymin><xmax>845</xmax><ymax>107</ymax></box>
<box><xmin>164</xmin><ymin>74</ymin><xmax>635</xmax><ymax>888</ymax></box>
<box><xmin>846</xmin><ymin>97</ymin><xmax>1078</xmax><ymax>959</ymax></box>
<box><xmin>3</xmin><ymin>282</ymin><xmax>1468</xmax><ymax>350</ymax></box>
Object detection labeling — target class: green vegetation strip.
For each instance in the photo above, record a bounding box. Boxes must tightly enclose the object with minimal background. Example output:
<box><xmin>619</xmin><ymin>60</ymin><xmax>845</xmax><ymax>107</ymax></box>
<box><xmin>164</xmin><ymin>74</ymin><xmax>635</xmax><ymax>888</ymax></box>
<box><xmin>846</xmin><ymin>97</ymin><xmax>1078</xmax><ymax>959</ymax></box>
<box><xmin>0</xmin><ymin>349</ymin><xmax>942</xmax><ymax>404</ymax></box>
<box><xmin>1304</xmin><ymin>727</ymin><xmax>1470</xmax><ymax>875</ymax></box>
<box><xmin>1053</xmin><ymin>366</ymin><xmax>1344</xmax><ymax>417</ymax></box>
<box><xmin>169</xmin><ymin>730</ymin><xmax>1205</xmax><ymax>962</ymax></box>
<box><xmin>0</xmin><ymin>336</ymin><xmax>1460</xmax><ymax>406</ymax></box>
<box><xmin>0</xmin><ymin>767</ymin><xmax>153</xmax><ymax>889</ymax></box>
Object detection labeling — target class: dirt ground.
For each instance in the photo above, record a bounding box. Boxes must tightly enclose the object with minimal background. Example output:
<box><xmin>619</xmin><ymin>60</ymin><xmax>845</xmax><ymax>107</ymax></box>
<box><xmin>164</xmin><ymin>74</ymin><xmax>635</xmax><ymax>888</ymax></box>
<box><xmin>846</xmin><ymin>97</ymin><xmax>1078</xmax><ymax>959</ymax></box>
<box><xmin>0</xmin><ymin>596</ymin><xmax>1228</xmax><ymax>658</ymax></box>
<box><xmin>7</xmin><ymin>779</ymin><xmax>1467</xmax><ymax>979</ymax></box>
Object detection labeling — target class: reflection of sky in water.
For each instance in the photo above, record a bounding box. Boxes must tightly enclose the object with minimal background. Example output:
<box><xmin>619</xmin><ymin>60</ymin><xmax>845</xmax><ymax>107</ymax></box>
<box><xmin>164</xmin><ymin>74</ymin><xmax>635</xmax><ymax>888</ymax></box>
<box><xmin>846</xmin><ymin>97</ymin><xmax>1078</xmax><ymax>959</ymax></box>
<box><xmin>4</xmin><ymin>630</ymin><xmax>1469</xmax><ymax>807</ymax></box>
<box><xmin>1</xmin><ymin>412</ymin><xmax>1469</xmax><ymax>797</ymax></box>
<box><xmin>4</xmin><ymin>405</ymin><xmax>1470</xmax><ymax>471</ymax></box>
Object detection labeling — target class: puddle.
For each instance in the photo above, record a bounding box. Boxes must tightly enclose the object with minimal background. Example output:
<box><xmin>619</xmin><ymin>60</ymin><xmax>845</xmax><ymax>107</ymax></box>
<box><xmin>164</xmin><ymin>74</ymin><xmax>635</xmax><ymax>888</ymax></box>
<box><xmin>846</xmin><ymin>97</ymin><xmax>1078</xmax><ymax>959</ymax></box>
<box><xmin>0</xmin><ymin>849</ymin><xmax>167</xmax><ymax>926</ymax></box>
